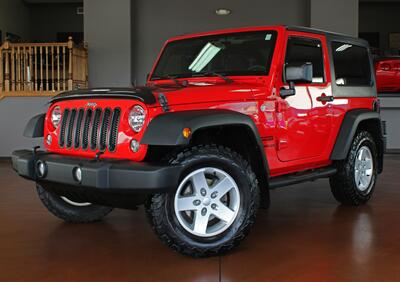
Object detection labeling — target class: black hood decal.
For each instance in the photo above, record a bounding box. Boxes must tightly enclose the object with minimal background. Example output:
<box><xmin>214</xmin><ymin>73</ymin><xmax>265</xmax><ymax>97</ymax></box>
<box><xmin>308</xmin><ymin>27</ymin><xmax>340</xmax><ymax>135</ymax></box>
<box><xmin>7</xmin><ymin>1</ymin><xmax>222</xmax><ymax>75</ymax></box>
<box><xmin>49</xmin><ymin>87</ymin><xmax>157</xmax><ymax>104</ymax></box>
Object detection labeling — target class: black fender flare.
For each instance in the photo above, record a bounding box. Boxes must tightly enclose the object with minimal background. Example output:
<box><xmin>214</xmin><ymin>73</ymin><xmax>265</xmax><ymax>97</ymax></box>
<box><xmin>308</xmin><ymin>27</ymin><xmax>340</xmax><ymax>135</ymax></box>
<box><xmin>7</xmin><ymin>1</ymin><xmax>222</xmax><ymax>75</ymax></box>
<box><xmin>330</xmin><ymin>109</ymin><xmax>384</xmax><ymax>173</ymax></box>
<box><xmin>141</xmin><ymin>109</ymin><xmax>270</xmax><ymax>178</ymax></box>
<box><xmin>23</xmin><ymin>113</ymin><xmax>45</xmax><ymax>138</ymax></box>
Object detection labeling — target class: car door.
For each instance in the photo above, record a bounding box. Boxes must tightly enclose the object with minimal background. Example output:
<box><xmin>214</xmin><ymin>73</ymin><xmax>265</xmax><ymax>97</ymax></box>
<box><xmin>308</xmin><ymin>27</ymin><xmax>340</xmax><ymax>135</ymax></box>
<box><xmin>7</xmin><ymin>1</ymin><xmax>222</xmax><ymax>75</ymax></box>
<box><xmin>276</xmin><ymin>33</ymin><xmax>333</xmax><ymax>162</ymax></box>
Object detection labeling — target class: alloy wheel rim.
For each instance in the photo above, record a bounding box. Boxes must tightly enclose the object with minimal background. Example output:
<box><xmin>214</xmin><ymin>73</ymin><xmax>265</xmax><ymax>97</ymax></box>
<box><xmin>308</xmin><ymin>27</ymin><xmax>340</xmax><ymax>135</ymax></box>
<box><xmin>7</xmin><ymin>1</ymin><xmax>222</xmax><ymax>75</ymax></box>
<box><xmin>174</xmin><ymin>167</ymin><xmax>241</xmax><ymax>237</ymax></box>
<box><xmin>354</xmin><ymin>146</ymin><xmax>374</xmax><ymax>192</ymax></box>
<box><xmin>60</xmin><ymin>196</ymin><xmax>92</xmax><ymax>207</ymax></box>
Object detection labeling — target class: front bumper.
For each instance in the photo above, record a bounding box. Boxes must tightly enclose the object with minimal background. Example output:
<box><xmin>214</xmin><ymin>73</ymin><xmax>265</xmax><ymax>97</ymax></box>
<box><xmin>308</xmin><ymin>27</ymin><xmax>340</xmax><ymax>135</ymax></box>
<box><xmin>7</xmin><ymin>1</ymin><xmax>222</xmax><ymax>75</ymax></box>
<box><xmin>11</xmin><ymin>150</ymin><xmax>183</xmax><ymax>194</ymax></box>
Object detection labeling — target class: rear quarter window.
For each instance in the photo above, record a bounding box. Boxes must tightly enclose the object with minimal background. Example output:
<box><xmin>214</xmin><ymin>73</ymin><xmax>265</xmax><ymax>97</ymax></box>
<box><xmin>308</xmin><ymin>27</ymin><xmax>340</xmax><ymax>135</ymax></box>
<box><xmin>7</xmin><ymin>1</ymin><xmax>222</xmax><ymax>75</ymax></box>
<box><xmin>331</xmin><ymin>42</ymin><xmax>372</xmax><ymax>86</ymax></box>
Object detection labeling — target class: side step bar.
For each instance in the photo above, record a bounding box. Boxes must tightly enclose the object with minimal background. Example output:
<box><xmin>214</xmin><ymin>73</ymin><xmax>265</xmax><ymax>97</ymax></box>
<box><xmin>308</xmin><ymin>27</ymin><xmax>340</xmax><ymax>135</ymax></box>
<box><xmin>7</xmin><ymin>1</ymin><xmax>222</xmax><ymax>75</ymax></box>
<box><xmin>269</xmin><ymin>167</ymin><xmax>337</xmax><ymax>189</ymax></box>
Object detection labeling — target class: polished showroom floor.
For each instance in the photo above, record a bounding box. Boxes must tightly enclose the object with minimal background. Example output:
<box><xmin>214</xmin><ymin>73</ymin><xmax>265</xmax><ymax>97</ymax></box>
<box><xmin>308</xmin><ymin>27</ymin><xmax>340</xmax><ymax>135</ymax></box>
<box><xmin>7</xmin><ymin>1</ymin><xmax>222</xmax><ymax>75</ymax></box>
<box><xmin>1</xmin><ymin>155</ymin><xmax>400</xmax><ymax>282</ymax></box>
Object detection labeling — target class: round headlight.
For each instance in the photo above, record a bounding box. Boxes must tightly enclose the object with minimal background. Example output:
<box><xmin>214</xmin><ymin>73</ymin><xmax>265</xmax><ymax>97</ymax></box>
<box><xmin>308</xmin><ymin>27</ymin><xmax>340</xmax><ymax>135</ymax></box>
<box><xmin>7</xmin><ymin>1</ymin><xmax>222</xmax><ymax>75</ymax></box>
<box><xmin>51</xmin><ymin>106</ymin><xmax>62</xmax><ymax>128</ymax></box>
<box><xmin>128</xmin><ymin>105</ymin><xmax>146</xmax><ymax>132</ymax></box>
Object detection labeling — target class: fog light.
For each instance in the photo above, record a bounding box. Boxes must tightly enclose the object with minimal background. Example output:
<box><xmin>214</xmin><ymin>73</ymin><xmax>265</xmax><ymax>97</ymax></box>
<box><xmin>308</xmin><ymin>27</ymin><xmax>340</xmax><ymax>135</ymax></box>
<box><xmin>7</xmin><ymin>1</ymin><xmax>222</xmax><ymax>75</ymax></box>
<box><xmin>46</xmin><ymin>134</ymin><xmax>52</xmax><ymax>145</ymax></box>
<box><xmin>130</xmin><ymin>139</ymin><xmax>140</xmax><ymax>152</ymax></box>
<box><xmin>36</xmin><ymin>161</ymin><xmax>47</xmax><ymax>178</ymax></box>
<box><xmin>73</xmin><ymin>167</ymin><xmax>82</xmax><ymax>183</ymax></box>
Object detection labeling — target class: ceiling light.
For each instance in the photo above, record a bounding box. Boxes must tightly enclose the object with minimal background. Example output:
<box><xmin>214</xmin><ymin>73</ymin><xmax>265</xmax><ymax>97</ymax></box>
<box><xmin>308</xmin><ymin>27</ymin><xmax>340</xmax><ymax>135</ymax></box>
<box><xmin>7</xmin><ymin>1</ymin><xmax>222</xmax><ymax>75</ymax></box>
<box><xmin>215</xmin><ymin>8</ymin><xmax>232</xmax><ymax>16</ymax></box>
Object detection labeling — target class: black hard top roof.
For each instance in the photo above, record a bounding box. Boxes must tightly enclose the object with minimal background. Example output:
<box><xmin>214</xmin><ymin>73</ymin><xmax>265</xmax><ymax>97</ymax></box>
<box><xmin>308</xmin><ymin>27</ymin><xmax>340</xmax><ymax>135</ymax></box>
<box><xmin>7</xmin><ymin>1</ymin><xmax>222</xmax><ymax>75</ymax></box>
<box><xmin>286</xmin><ymin>26</ymin><xmax>369</xmax><ymax>47</ymax></box>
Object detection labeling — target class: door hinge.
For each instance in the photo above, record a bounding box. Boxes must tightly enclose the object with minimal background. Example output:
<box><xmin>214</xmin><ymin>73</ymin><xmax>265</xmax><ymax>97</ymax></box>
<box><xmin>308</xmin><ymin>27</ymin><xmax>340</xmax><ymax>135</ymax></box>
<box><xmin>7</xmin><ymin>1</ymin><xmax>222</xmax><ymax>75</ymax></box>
<box><xmin>277</xmin><ymin>139</ymin><xmax>288</xmax><ymax>150</ymax></box>
<box><xmin>275</xmin><ymin>101</ymin><xmax>284</xmax><ymax>112</ymax></box>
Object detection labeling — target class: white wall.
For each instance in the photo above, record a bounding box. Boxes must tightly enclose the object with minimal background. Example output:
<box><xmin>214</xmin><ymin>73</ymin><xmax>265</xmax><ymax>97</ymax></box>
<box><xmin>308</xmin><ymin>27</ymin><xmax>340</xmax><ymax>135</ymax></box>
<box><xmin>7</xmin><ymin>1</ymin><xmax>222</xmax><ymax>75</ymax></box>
<box><xmin>310</xmin><ymin>0</ymin><xmax>359</xmax><ymax>37</ymax></box>
<box><xmin>84</xmin><ymin>0</ymin><xmax>132</xmax><ymax>87</ymax></box>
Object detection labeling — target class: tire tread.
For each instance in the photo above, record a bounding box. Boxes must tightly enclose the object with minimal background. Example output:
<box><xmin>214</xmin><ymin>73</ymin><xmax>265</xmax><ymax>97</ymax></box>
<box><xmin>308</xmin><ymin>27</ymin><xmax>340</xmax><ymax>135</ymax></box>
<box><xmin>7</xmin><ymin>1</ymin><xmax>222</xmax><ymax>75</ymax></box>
<box><xmin>145</xmin><ymin>144</ymin><xmax>259</xmax><ymax>257</ymax></box>
<box><xmin>330</xmin><ymin>131</ymin><xmax>377</xmax><ymax>205</ymax></box>
<box><xmin>37</xmin><ymin>184</ymin><xmax>113</xmax><ymax>223</ymax></box>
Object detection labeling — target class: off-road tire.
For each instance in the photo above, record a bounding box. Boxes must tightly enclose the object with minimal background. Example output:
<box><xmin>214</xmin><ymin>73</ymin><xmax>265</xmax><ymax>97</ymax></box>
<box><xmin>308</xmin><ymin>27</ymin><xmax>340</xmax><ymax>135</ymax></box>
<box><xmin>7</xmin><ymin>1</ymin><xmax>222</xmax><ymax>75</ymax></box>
<box><xmin>145</xmin><ymin>145</ymin><xmax>260</xmax><ymax>257</ymax></box>
<box><xmin>330</xmin><ymin>131</ymin><xmax>378</xmax><ymax>205</ymax></box>
<box><xmin>37</xmin><ymin>183</ymin><xmax>113</xmax><ymax>223</ymax></box>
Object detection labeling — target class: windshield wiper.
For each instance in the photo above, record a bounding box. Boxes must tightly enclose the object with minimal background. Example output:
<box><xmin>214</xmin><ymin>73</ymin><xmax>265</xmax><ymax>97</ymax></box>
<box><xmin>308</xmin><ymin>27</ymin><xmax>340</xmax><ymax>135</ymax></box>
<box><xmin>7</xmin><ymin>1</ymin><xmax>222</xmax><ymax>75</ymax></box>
<box><xmin>194</xmin><ymin>71</ymin><xmax>233</xmax><ymax>84</ymax></box>
<box><xmin>151</xmin><ymin>75</ymin><xmax>188</xmax><ymax>87</ymax></box>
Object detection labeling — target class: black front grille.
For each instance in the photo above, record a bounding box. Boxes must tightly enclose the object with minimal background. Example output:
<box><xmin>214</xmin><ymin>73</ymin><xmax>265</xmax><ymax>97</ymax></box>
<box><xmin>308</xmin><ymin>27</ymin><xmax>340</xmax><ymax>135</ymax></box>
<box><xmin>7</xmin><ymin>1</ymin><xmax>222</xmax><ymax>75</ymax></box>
<box><xmin>59</xmin><ymin>109</ymin><xmax>69</xmax><ymax>147</ymax></box>
<box><xmin>59</xmin><ymin>107</ymin><xmax>121</xmax><ymax>152</ymax></box>
<box><xmin>109</xmin><ymin>108</ymin><xmax>121</xmax><ymax>152</ymax></box>
<box><xmin>99</xmin><ymin>108</ymin><xmax>112</xmax><ymax>151</ymax></box>
<box><xmin>82</xmin><ymin>109</ymin><xmax>93</xmax><ymax>150</ymax></box>
<box><xmin>66</xmin><ymin>109</ymin><xmax>77</xmax><ymax>148</ymax></box>
<box><xmin>74</xmin><ymin>109</ymin><xmax>85</xmax><ymax>149</ymax></box>
<box><xmin>90</xmin><ymin>109</ymin><xmax>102</xmax><ymax>151</ymax></box>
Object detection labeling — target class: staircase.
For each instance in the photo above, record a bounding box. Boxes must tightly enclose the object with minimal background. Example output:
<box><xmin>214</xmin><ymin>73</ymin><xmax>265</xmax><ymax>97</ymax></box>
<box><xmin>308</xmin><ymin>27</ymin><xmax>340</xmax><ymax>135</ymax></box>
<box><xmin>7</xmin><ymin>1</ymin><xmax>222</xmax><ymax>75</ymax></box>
<box><xmin>0</xmin><ymin>37</ymin><xmax>88</xmax><ymax>100</ymax></box>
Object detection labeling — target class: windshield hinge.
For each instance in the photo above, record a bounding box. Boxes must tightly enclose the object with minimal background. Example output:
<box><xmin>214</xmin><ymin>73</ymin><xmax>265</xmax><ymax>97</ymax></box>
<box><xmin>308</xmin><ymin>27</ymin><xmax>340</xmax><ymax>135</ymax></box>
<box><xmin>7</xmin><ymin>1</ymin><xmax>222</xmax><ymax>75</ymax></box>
<box><xmin>158</xmin><ymin>93</ymin><xmax>170</xmax><ymax>112</ymax></box>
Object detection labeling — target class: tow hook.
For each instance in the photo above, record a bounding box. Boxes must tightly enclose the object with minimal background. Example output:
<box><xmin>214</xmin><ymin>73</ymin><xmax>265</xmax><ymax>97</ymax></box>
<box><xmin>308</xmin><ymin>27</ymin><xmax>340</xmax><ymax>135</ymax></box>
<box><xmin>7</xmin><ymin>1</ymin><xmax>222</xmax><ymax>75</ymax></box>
<box><xmin>33</xmin><ymin>146</ymin><xmax>40</xmax><ymax>156</ymax></box>
<box><xmin>93</xmin><ymin>151</ymin><xmax>104</xmax><ymax>162</ymax></box>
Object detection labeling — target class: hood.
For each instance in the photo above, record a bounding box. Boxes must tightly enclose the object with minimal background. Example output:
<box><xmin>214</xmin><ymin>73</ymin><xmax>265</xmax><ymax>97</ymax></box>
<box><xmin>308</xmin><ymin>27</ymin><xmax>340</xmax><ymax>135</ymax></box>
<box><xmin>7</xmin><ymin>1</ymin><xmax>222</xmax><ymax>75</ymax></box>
<box><xmin>49</xmin><ymin>87</ymin><xmax>157</xmax><ymax>104</ymax></box>
<box><xmin>149</xmin><ymin>79</ymin><xmax>267</xmax><ymax>107</ymax></box>
<box><xmin>49</xmin><ymin>79</ymin><xmax>268</xmax><ymax>107</ymax></box>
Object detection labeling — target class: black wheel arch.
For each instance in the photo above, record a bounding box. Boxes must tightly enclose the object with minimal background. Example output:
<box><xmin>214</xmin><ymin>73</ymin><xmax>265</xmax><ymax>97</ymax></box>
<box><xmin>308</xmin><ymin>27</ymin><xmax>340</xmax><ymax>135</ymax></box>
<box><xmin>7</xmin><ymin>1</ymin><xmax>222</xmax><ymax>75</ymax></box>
<box><xmin>23</xmin><ymin>113</ymin><xmax>45</xmax><ymax>138</ymax></box>
<box><xmin>330</xmin><ymin>109</ymin><xmax>384</xmax><ymax>173</ymax></box>
<box><xmin>141</xmin><ymin>109</ymin><xmax>270</xmax><ymax>196</ymax></box>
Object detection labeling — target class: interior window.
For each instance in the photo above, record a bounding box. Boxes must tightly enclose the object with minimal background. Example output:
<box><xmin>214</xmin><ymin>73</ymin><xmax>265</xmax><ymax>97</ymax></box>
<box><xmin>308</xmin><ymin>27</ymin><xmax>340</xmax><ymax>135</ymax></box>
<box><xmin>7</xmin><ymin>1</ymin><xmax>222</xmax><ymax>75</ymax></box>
<box><xmin>285</xmin><ymin>37</ymin><xmax>325</xmax><ymax>83</ymax></box>
<box><xmin>331</xmin><ymin>42</ymin><xmax>371</xmax><ymax>86</ymax></box>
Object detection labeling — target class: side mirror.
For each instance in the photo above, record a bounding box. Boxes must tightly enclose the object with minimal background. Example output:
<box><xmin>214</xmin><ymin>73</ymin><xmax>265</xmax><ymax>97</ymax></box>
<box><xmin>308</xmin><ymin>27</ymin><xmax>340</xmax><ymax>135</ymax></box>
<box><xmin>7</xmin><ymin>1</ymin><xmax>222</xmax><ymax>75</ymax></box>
<box><xmin>285</xmin><ymin>63</ymin><xmax>313</xmax><ymax>83</ymax></box>
<box><xmin>280</xmin><ymin>63</ymin><xmax>313</xmax><ymax>99</ymax></box>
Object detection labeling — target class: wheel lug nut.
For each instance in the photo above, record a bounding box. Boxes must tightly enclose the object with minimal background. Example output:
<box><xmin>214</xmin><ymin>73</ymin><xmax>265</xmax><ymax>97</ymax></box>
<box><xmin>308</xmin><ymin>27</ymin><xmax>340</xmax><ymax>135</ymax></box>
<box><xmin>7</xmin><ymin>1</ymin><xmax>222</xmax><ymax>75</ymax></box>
<box><xmin>200</xmin><ymin>188</ymin><xmax>207</xmax><ymax>196</ymax></box>
<box><xmin>211</xmin><ymin>203</ymin><xmax>218</xmax><ymax>210</ymax></box>
<box><xmin>193</xmin><ymin>200</ymin><xmax>201</xmax><ymax>206</ymax></box>
<box><xmin>201</xmin><ymin>207</ymin><xmax>207</xmax><ymax>216</ymax></box>
<box><xmin>211</xmin><ymin>191</ymin><xmax>218</xmax><ymax>199</ymax></box>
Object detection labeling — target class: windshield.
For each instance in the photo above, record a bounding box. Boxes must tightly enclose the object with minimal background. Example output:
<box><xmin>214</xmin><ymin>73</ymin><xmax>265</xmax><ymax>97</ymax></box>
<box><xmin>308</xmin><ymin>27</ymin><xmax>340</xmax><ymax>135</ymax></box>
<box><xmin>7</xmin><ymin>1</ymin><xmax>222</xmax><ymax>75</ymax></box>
<box><xmin>151</xmin><ymin>30</ymin><xmax>277</xmax><ymax>80</ymax></box>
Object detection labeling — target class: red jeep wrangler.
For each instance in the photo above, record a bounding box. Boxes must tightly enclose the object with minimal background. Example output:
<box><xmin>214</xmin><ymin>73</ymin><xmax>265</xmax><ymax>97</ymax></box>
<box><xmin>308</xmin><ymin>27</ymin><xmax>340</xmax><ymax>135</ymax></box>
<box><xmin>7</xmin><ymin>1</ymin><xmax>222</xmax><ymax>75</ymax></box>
<box><xmin>12</xmin><ymin>26</ymin><xmax>384</xmax><ymax>257</ymax></box>
<box><xmin>375</xmin><ymin>57</ymin><xmax>400</xmax><ymax>93</ymax></box>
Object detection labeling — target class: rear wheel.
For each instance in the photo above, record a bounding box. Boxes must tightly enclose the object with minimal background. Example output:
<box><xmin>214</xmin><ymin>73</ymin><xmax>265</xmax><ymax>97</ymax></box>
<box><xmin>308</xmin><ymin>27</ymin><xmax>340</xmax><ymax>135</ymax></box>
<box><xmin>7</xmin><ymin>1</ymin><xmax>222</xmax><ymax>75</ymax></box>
<box><xmin>330</xmin><ymin>131</ymin><xmax>378</xmax><ymax>205</ymax></box>
<box><xmin>37</xmin><ymin>183</ymin><xmax>113</xmax><ymax>223</ymax></box>
<box><xmin>145</xmin><ymin>145</ymin><xmax>260</xmax><ymax>257</ymax></box>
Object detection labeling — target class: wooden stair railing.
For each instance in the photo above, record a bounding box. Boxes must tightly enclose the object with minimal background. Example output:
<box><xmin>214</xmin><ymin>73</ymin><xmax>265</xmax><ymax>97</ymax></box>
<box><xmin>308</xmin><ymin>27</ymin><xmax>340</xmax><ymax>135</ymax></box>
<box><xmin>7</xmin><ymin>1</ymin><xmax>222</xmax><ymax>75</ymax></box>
<box><xmin>0</xmin><ymin>37</ymin><xmax>88</xmax><ymax>99</ymax></box>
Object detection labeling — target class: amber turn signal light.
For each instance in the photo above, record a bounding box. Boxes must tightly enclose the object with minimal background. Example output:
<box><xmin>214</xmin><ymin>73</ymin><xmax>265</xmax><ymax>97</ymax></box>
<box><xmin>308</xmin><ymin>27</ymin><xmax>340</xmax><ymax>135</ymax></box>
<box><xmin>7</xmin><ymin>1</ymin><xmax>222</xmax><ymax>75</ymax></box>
<box><xmin>182</xmin><ymin>128</ymin><xmax>191</xmax><ymax>139</ymax></box>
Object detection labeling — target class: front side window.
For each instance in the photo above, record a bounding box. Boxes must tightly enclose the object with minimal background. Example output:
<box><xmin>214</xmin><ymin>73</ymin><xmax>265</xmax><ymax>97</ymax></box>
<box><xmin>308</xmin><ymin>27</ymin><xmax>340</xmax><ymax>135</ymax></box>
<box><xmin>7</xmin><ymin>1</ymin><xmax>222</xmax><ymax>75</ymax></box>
<box><xmin>332</xmin><ymin>42</ymin><xmax>371</xmax><ymax>86</ymax></box>
<box><xmin>285</xmin><ymin>37</ymin><xmax>325</xmax><ymax>83</ymax></box>
<box><xmin>151</xmin><ymin>31</ymin><xmax>277</xmax><ymax>80</ymax></box>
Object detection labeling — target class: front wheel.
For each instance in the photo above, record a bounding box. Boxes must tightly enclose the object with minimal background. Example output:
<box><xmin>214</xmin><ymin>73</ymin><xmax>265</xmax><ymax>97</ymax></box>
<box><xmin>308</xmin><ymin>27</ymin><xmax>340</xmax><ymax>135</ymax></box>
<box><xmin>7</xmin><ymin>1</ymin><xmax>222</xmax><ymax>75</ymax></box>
<box><xmin>145</xmin><ymin>145</ymin><xmax>260</xmax><ymax>257</ymax></box>
<box><xmin>37</xmin><ymin>183</ymin><xmax>113</xmax><ymax>223</ymax></box>
<box><xmin>330</xmin><ymin>131</ymin><xmax>378</xmax><ymax>205</ymax></box>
